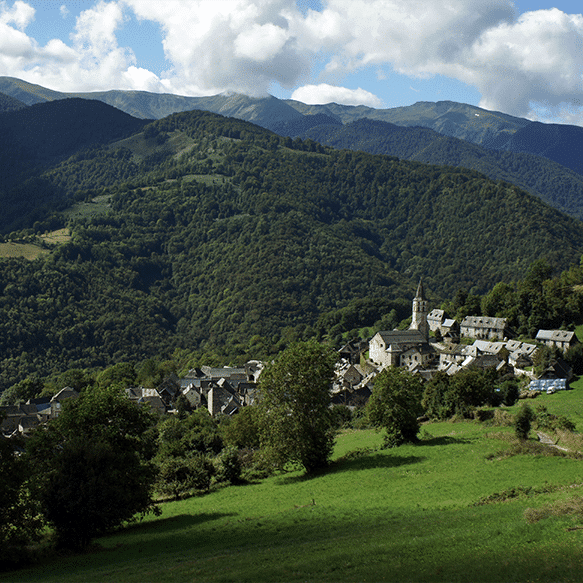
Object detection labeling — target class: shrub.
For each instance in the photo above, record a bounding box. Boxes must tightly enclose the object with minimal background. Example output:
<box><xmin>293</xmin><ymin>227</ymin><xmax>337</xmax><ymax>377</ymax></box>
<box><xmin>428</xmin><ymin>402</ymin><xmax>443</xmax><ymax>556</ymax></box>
<box><xmin>157</xmin><ymin>454</ymin><xmax>215</xmax><ymax>499</ymax></box>
<box><xmin>215</xmin><ymin>446</ymin><xmax>242</xmax><ymax>485</ymax></box>
<box><xmin>515</xmin><ymin>404</ymin><xmax>534</xmax><ymax>440</ymax></box>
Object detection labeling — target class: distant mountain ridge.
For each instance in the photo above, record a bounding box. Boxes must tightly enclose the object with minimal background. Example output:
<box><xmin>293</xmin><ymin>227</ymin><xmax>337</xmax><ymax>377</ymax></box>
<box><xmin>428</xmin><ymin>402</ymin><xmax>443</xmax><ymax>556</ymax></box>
<box><xmin>2</xmin><ymin>76</ymin><xmax>583</xmax><ymax>220</ymax></box>
<box><xmin>2</xmin><ymin>76</ymin><xmax>582</xmax><ymax>179</ymax></box>
<box><xmin>0</xmin><ymin>91</ymin><xmax>26</xmax><ymax>113</ymax></box>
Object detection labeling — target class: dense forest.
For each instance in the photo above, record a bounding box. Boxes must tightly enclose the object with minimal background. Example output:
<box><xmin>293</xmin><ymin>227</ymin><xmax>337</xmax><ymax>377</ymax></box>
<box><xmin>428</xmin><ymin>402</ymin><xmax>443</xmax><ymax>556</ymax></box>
<box><xmin>2</xmin><ymin>107</ymin><xmax>583</xmax><ymax>394</ymax></box>
<box><xmin>301</xmin><ymin>118</ymin><xmax>583</xmax><ymax>219</ymax></box>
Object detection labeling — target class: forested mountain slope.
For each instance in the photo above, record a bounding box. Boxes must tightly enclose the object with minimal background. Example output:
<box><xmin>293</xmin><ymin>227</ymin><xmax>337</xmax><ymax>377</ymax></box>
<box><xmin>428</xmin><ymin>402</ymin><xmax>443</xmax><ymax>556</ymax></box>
<box><xmin>0</xmin><ymin>99</ymin><xmax>149</xmax><ymax>231</ymax></box>
<box><xmin>301</xmin><ymin>118</ymin><xmax>583</xmax><ymax>219</ymax></box>
<box><xmin>0</xmin><ymin>91</ymin><xmax>26</xmax><ymax>113</ymax></box>
<box><xmin>1</xmin><ymin>109</ymin><xmax>583</xmax><ymax>394</ymax></box>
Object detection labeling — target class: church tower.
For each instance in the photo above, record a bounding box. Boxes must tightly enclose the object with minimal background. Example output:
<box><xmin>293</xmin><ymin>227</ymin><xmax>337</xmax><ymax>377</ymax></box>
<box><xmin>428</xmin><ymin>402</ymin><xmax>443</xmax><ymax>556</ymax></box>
<box><xmin>410</xmin><ymin>279</ymin><xmax>429</xmax><ymax>340</ymax></box>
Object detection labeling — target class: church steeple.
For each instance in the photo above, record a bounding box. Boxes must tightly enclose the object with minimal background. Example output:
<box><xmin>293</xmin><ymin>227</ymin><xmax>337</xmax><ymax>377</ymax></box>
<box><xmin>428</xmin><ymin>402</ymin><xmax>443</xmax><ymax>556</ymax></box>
<box><xmin>410</xmin><ymin>278</ymin><xmax>429</xmax><ymax>339</ymax></box>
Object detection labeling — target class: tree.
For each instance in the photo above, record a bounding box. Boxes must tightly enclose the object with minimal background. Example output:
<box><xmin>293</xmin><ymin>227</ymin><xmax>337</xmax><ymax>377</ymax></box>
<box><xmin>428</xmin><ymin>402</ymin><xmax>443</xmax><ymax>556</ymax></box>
<box><xmin>257</xmin><ymin>340</ymin><xmax>337</xmax><ymax>473</ymax></box>
<box><xmin>0</xmin><ymin>431</ymin><xmax>42</xmax><ymax>568</ymax></box>
<box><xmin>422</xmin><ymin>368</ymin><xmax>497</xmax><ymax>420</ymax></box>
<box><xmin>26</xmin><ymin>386</ymin><xmax>158</xmax><ymax>550</ymax></box>
<box><xmin>367</xmin><ymin>367</ymin><xmax>424</xmax><ymax>447</ymax></box>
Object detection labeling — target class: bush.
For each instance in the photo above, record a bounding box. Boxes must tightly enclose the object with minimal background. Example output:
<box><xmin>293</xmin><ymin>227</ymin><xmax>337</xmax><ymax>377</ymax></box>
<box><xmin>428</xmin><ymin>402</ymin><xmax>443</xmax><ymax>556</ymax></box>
<box><xmin>157</xmin><ymin>454</ymin><xmax>215</xmax><ymax>499</ymax></box>
<box><xmin>330</xmin><ymin>405</ymin><xmax>353</xmax><ymax>429</ymax></box>
<box><xmin>215</xmin><ymin>446</ymin><xmax>242</xmax><ymax>485</ymax></box>
<box><xmin>515</xmin><ymin>404</ymin><xmax>534</xmax><ymax>440</ymax></box>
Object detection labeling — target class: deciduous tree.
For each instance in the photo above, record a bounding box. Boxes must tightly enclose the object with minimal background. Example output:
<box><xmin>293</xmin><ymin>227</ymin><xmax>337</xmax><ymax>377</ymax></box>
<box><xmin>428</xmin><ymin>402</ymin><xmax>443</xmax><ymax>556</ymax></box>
<box><xmin>367</xmin><ymin>367</ymin><xmax>424</xmax><ymax>447</ymax></box>
<box><xmin>257</xmin><ymin>340</ymin><xmax>337</xmax><ymax>473</ymax></box>
<box><xmin>26</xmin><ymin>386</ymin><xmax>158</xmax><ymax>550</ymax></box>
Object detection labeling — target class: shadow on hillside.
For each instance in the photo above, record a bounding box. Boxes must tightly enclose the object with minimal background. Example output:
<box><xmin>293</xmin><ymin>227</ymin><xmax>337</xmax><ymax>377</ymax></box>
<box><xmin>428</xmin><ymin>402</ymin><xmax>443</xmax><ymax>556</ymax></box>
<box><xmin>280</xmin><ymin>453</ymin><xmax>424</xmax><ymax>484</ymax></box>
<box><xmin>122</xmin><ymin>512</ymin><xmax>235</xmax><ymax>536</ymax></box>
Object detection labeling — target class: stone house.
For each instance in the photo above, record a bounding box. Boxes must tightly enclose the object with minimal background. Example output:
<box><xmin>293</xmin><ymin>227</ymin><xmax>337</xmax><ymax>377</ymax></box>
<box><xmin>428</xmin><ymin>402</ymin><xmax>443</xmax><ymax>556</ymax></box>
<box><xmin>427</xmin><ymin>309</ymin><xmax>446</xmax><ymax>332</ymax></box>
<box><xmin>535</xmin><ymin>330</ymin><xmax>579</xmax><ymax>352</ymax></box>
<box><xmin>460</xmin><ymin>316</ymin><xmax>512</xmax><ymax>340</ymax></box>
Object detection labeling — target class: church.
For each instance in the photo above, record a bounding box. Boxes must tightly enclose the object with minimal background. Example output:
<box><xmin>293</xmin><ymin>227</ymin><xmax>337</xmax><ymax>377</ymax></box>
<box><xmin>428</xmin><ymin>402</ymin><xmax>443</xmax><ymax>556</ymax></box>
<box><xmin>368</xmin><ymin>280</ymin><xmax>434</xmax><ymax>370</ymax></box>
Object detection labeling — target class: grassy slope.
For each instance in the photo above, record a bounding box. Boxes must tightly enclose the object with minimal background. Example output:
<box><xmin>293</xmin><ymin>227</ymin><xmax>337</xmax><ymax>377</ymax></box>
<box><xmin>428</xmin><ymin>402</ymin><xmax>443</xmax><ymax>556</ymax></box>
<box><xmin>7</xmin><ymin>385</ymin><xmax>583</xmax><ymax>583</ymax></box>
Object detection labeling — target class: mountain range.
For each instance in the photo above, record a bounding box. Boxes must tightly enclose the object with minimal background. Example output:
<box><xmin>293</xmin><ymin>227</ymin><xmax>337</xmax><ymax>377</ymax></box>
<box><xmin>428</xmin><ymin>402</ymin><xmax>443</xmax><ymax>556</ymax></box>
<box><xmin>2</xmin><ymin>76</ymin><xmax>583</xmax><ymax>219</ymax></box>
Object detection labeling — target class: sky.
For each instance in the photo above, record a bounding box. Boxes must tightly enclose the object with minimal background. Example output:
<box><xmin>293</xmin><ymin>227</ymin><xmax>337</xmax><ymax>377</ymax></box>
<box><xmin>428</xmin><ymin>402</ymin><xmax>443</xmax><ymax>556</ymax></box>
<box><xmin>1</xmin><ymin>0</ymin><xmax>583</xmax><ymax>124</ymax></box>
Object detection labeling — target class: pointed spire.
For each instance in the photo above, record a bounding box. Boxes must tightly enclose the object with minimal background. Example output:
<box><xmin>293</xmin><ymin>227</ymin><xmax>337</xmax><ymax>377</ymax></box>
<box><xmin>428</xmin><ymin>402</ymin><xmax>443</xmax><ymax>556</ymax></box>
<box><xmin>415</xmin><ymin>278</ymin><xmax>425</xmax><ymax>301</ymax></box>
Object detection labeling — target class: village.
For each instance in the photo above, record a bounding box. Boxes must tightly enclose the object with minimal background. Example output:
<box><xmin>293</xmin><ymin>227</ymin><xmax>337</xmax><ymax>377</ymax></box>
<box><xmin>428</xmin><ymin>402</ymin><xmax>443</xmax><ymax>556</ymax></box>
<box><xmin>1</xmin><ymin>281</ymin><xmax>578</xmax><ymax>440</ymax></box>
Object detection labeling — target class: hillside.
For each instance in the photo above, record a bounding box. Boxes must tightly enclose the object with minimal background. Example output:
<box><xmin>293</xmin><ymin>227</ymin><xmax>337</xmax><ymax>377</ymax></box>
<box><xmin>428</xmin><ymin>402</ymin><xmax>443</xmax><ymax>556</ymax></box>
<box><xmin>301</xmin><ymin>118</ymin><xmax>583</xmax><ymax>219</ymax></box>
<box><xmin>0</xmin><ymin>99</ymin><xmax>149</xmax><ymax>231</ymax></box>
<box><xmin>6</xmin><ymin>412</ymin><xmax>583</xmax><ymax>582</ymax></box>
<box><xmin>0</xmin><ymin>91</ymin><xmax>26</xmax><ymax>113</ymax></box>
<box><xmin>1</xmin><ymin>109</ymin><xmax>583</xmax><ymax>392</ymax></box>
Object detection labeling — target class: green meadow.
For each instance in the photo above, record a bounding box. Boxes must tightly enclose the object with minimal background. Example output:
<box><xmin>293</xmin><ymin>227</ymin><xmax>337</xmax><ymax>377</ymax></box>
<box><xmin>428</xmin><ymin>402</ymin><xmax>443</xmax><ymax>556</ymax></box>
<box><xmin>5</xmin><ymin>383</ymin><xmax>583</xmax><ymax>583</ymax></box>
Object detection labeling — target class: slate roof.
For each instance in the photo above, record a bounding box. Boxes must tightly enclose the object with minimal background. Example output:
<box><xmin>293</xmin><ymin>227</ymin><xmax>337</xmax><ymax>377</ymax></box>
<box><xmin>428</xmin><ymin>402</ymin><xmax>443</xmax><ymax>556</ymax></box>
<box><xmin>375</xmin><ymin>330</ymin><xmax>427</xmax><ymax>346</ymax></box>
<box><xmin>536</xmin><ymin>330</ymin><xmax>578</xmax><ymax>343</ymax></box>
<box><xmin>461</xmin><ymin>316</ymin><xmax>508</xmax><ymax>329</ymax></box>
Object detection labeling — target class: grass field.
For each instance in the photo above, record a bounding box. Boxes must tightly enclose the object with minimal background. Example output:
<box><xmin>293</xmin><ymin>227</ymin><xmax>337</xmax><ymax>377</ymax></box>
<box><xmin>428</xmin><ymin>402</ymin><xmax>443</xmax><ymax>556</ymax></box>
<box><xmin>5</xmin><ymin>383</ymin><xmax>583</xmax><ymax>583</ymax></box>
<box><xmin>0</xmin><ymin>229</ymin><xmax>71</xmax><ymax>261</ymax></box>
<box><xmin>0</xmin><ymin>241</ymin><xmax>48</xmax><ymax>260</ymax></box>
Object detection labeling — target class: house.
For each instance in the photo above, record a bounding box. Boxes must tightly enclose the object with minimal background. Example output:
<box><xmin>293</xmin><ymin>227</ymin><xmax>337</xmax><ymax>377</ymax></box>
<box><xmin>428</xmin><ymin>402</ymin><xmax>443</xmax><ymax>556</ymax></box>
<box><xmin>427</xmin><ymin>309</ymin><xmax>446</xmax><ymax>332</ymax></box>
<box><xmin>207</xmin><ymin>384</ymin><xmax>242</xmax><ymax>417</ymax></box>
<box><xmin>440</xmin><ymin>319</ymin><xmax>460</xmax><ymax>342</ymax></box>
<box><xmin>50</xmin><ymin>387</ymin><xmax>79</xmax><ymax>418</ymax></box>
<box><xmin>536</xmin><ymin>330</ymin><xmax>579</xmax><ymax>352</ymax></box>
<box><xmin>538</xmin><ymin>357</ymin><xmax>573</xmax><ymax>381</ymax></box>
<box><xmin>338</xmin><ymin>339</ymin><xmax>368</xmax><ymax>365</ymax></box>
<box><xmin>460</xmin><ymin>316</ymin><xmax>512</xmax><ymax>340</ymax></box>
<box><xmin>157</xmin><ymin>374</ymin><xmax>181</xmax><ymax>406</ymax></box>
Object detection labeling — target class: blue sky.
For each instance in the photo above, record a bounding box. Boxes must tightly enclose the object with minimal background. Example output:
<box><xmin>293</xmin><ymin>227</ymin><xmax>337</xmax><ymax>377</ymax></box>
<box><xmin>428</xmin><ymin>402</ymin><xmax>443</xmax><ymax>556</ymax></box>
<box><xmin>1</xmin><ymin>1</ymin><xmax>583</xmax><ymax>124</ymax></box>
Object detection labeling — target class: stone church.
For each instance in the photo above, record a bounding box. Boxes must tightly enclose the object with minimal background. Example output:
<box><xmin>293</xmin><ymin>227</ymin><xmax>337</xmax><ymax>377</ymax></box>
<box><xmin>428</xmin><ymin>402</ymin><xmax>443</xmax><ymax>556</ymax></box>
<box><xmin>368</xmin><ymin>280</ymin><xmax>434</xmax><ymax>369</ymax></box>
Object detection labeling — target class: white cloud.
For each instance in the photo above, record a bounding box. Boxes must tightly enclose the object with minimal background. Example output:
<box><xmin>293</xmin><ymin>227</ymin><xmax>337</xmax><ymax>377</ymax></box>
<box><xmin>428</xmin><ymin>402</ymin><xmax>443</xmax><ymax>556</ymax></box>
<box><xmin>301</xmin><ymin>1</ymin><xmax>583</xmax><ymax>121</ymax></box>
<box><xmin>60</xmin><ymin>4</ymin><xmax>69</xmax><ymax>19</ymax></box>
<box><xmin>123</xmin><ymin>0</ymin><xmax>312</xmax><ymax>96</ymax></box>
<box><xmin>291</xmin><ymin>83</ymin><xmax>382</xmax><ymax>107</ymax></box>
<box><xmin>1</xmin><ymin>0</ymin><xmax>583</xmax><ymax>124</ymax></box>
<box><xmin>0</xmin><ymin>0</ymin><xmax>35</xmax><ymax>30</ymax></box>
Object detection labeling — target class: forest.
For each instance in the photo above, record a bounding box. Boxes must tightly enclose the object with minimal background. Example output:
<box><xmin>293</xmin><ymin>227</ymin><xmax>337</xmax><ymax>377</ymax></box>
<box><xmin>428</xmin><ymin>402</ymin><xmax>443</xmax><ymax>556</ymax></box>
<box><xmin>1</xmin><ymin>107</ymin><xmax>583</xmax><ymax>394</ymax></box>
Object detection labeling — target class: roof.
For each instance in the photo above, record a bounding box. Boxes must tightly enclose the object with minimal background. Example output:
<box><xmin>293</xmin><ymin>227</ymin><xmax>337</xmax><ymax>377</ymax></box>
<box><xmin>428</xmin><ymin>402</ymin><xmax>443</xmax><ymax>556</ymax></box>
<box><xmin>536</xmin><ymin>330</ymin><xmax>578</xmax><ymax>343</ymax></box>
<box><xmin>415</xmin><ymin>279</ymin><xmax>426</xmax><ymax>301</ymax></box>
<box><xmin>428</xmin><ymin>309</ymin><xmax>444</xmax><ymax>321</ymax></box>
<box><xmin>50</xmin><ymin>387</ymin><xmax>79</xmax><ymax>402</ymax></box>
<box><xmin>472</xmin><ymin>340</ymin><xmax>506</xmax><ymax>354</ymax></box>
<box><xmin>373</xmin><ymin>330</ymin><xmax>427</xmax><ymax>346</ymax></box>
<box><xmin>461</xmin><ymin>316</ymin><xmax>508</xmax><ymax>329</ymax></box>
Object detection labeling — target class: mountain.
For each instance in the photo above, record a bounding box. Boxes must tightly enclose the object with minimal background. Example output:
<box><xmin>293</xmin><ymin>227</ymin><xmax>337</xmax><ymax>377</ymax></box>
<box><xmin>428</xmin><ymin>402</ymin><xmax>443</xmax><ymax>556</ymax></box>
<box><xmin>0</xmin><ymin>99</ymin><xmax>149</xmax><ymax>231</ymax></box>
<box><xmin>0</xmin><ymin>91</ymin><xmax>26</xmax><ymax>113</ymax></box>
<box><xmin>0</xmin><ymin>76</ymin><xmax>303</xmax><ymax>129</ymax></box>
<box><xmin>4</xmin><ymin>76</ymin><xmax>583</xmax><ymax>195</ymax></box>
<box><xmin>1</xmin><ymin>108</ymin><xmax>583</xmax><ymax>393</ymax></box>
<box><xmin>300</xmin><ymin>118</ymin><xmax>583</xmax><ymax>220</ymax></box>
<box><xmin>284</xmin><ymin>99</ymin><xmax>531</xmax><ymax>146</ymax></box>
